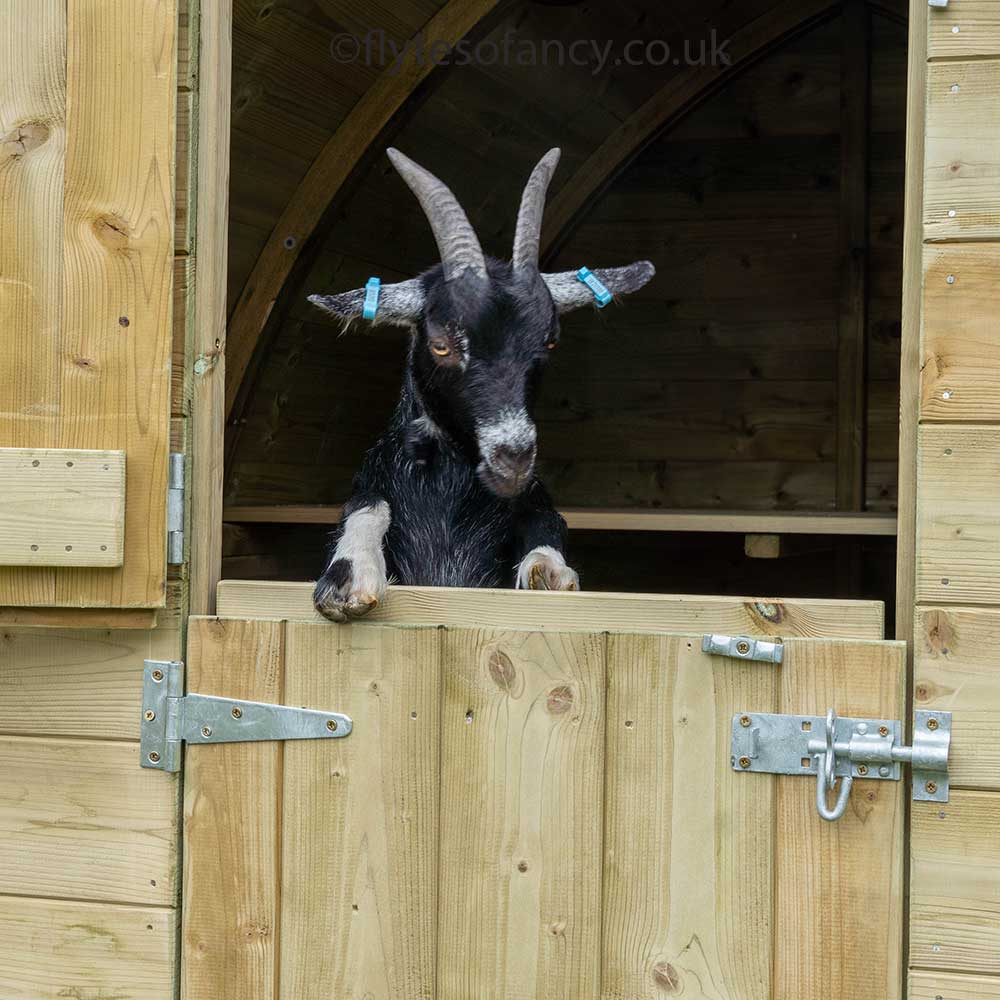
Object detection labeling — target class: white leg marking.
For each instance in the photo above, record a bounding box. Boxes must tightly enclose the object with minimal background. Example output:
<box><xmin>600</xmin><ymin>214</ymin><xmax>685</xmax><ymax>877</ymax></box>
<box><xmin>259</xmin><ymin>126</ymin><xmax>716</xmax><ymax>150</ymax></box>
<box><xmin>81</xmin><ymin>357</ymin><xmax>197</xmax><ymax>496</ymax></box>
<box><xmin>516</xmin><ymin>545</ymin><xmax>580</xmax><ymax>591</ymax></box>
<box><xmin>315</xmin><ymin>501</ymin><xmax>391</xmax><ymax>620</ymax></box>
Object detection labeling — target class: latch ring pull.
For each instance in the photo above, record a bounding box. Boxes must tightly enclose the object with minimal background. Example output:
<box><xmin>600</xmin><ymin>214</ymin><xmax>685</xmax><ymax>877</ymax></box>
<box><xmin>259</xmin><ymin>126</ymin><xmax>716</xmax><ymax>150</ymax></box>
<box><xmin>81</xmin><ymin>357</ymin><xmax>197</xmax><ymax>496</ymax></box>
<box><xmin>815</xmin><ymin>758</ymin><xmax>853</xmax><ymax>821</ymax></box>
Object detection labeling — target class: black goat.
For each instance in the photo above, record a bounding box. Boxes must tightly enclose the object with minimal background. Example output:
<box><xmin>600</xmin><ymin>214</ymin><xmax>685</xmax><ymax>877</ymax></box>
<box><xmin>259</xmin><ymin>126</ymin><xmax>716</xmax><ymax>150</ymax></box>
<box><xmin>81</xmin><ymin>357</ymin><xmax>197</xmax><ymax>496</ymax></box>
<box><xmin>309</xmin><ymin>147</ymin><xmax>654</xmax><ymax>621</ymax></box>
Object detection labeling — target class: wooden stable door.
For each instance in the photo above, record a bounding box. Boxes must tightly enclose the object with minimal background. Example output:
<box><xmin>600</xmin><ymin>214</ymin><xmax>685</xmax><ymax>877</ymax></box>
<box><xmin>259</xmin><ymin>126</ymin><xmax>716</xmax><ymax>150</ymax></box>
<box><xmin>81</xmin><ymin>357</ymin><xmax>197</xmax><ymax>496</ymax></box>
<box><xmin>182</xmin><ymin>616</ymin><xmax>905</xmax><ymax>1000</ymax></box>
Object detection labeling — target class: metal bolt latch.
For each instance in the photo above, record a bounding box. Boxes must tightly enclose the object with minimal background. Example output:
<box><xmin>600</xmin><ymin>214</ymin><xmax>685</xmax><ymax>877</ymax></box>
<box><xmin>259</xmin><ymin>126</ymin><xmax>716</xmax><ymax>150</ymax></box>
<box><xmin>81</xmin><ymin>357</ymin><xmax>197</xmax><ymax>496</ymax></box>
<box><xmin>702</xmin><ymin>634</ymin><xmax>784</xmax><ymax>664</ymax></box>
<box><xmin>731</xmin><ymin>708</ymin><xmax>952</xmax><ymax>822</ymax></box>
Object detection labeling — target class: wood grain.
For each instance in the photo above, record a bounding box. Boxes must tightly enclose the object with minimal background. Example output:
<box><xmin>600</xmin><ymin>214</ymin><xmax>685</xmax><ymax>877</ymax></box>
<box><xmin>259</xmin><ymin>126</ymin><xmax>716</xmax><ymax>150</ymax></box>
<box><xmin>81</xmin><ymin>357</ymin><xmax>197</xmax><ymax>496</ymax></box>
<box><xmin>910</xmin><ymin>790</ymin><xmax>1000</xmax><ymax>975</ymax></box>
<box><xmin>915</xmin><ymin>607</ymin><xmax>1000</xmax><ymax>790</ymax></box>
<box><xmin>910</xmin><ymin>971</ymin><xmax>1000</xmax><ymax>1000</ymax></box>
<box><xmin>279</xmin><ymin>623</ymin><xmax>440</xmax><ymax>1000</ymax></box>
<box><xmin>0</xmin><ymin>895</ymin><xmax>175</xmax><ymax>1000</ymax></box>
<box><xmin>926</xmin><ymin>1</ymin><xmax>1000</xmax><ymax>58</ymax></box>
<box><xmin>216</xmin><ymin>580</ymin><xmax>886</xmax><ymax>639</ymax></box>
<box><xmin>601</xmin><ymin>634</ymin><xmax>777</xmax><ymax>999</ymax></box>
<box><xmin>0</xmin><ymin>736</ymin><xmax>178</xmax><ymax>905</ymax></box>
<box><xmin>924</xmin><ymin>61</ymin><xmax>1000</xmax><ymax>242</ymax></box>
<box><xmin>183</xmin><ymin>617</ymin><xmax>284</xmax><ymax>1000</ymax></box>
<box><xmin>0</xmin><ymin>448</ymin><xmax>124</xmax><ymax>566</ymax></box>
<box><xmin>921</xmin><ymin>245</ymin><xmax>1000</xmax><ymax>421</ymax></box>
<box><xmin>438</xmin><ymin>628</ymin><xmax>605</xmax><ymax>1000</ymax></box>
<box><xmin>916</xmin><ymin>425</ymin><xmax>1000</xmax><ymax>604</ymax></box>
<box><xmin>774</xmin><ymin>639</ymin><xmax>905</xmax><ymax>1000</ymax></box>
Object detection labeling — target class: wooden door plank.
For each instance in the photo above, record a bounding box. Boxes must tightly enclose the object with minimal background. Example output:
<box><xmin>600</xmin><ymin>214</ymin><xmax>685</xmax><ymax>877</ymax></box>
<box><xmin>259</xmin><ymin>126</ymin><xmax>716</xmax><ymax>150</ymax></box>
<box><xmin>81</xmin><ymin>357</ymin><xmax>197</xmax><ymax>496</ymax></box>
<box><xmin>278</xmin><ymin>623</ymin><xmax>440</xmax><ymax>1000</ymax></box>
<box><xmin>924</xmin><ymin>61</ymin><xmax>1000</xmax><ymax>242</ymax></box>
<box><xmin>183</xmin><ymin>617</ymin><xmax>284</xmax><ymax>1000</ymax></box>
<box><xmin>916</xmin><ymin>425</ymin><xmax>1000</xmax><ymax>604</ymax></box>
<box><xmin>601</xmin><ymin>634</ymin><xmax>777</xmax><ymax>1000</ymax></box>
<box><xmin>910</xmin><ymin>970</ymin><xmax>1000</xmax><ymax>999</ymax></box>
<box><xmin>774</xmin><ymin>639</ymin><xmax>906</xmax><ymax>1000</ymax></box>
<box><xmin>0</xmin><ymin>895</ymin><xmax>175</xmax><ymax>1000</ymax></box>
<box><xmin>438</xmin><ymin>628</ymin><xmax>605</xmax><ymax>1000</ymax></box>
<box><xmin>0</xmin><ymin>736</ymin><xmax>178</xmax><ymax>905</ymax></box>
<box><xmin>216</xmin><ymin>580</ymin><xmax>886</xmax><ymax>640</ymax></box>
<box><xmin>911</xmin><ymin>790</ymin><xmax>1000</xmax><ymax>975</ymax></box>
<box><xmin>921</xmin><ymin>245</ymin><xmax>1000</xmax><ymax>421</ymax></box>
<box><xmin>915</xmin><ymin>607</ymin><xmax>1000</xmax><ymax>790</ymax></box>
<box><xmin>927</xmin><ymin>1</ymin><xmax>1000</xmax><ymax>58</ymax></box>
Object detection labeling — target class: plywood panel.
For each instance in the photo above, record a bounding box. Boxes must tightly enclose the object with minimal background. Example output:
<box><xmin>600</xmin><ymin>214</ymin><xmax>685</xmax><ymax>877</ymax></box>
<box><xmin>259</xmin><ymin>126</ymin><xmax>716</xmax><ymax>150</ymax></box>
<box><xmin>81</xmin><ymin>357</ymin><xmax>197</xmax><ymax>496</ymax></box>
<box><xmin>217</xmin><ymin>581</ymin><xmax>886</xmax><ymax>640</ymax></box>
<box><xmin>915</xmin><ymin>607</ymin><xmax>1000</xmax><ymax>790</ymax></box>
<box><xmin>0</xmin><ymin>896</ymin><xmax>175</xmax><ymax>1000</ymax></box>
<box><xmin>0</xmin><ymin>626</ymin><xmax>176</xmax><ymax>740</ymax></box>
<box><xmin>183</xmin><ymin>617</ymin><xmax>283</xmax><ymax>1000</ymax></box>
<box><xmin>0</xmin><ymin>736</ymin><xmax>178</xmax><ymax>905</ymax></box>
<box><xmin>924</xmin><ymin>61</ymin><xmax>1000</xmax><ymax>241</ymax></box>
<box><xmin>916</xmin><ymin>425</ymin><xmax>1000</xmax><ymax>604</ymax></box>
<box><xmin>911</xmin><ymin>790</ymin><xmax>1000</xmax><ymax>975</ymax></box>
<box><xmin>910</xmin><ymin>971</ymin><xmax>1000</xmax><ymax>1000</ymax></box>
<box><xmin>774</xmin><ymin>639</ymin><xmax>906</xmax><ymax>999</ymax></box>
<box><xmin>927</xmin><ymin>1</ymin><xmax>1000</xmax><ymax>58</ymax></box>
<box><xmin>601</xmin><ymin>634</ymin><xmax>777</xmax><ymax>1000</ymax></box>
<box><xmin>279</xmin><ymin>623</ymin><xmax>440</xmax><ymax>1000</ymax></box>
<box><xmin>0</xmin><ymin>447</ymin><xmax>125</xmax><ymax>566</ymax></box>
<box><xmin>921</xmin><ymin>245</ymin><xmax>1000</xmax><ymax>421</ymax></box>
<box><xmin>438</xmin><ymin>628</ymin><xmax>605</xmax><ymax>1000</ymax></box>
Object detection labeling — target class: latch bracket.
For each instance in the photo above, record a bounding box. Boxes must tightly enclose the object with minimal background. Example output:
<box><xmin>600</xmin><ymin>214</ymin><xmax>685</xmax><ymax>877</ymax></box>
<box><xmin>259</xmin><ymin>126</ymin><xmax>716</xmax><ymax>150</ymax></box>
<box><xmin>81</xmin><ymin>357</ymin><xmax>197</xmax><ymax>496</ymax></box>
<box><xmin>702</xmin><ymin>633</ymin><xmax>784</xmax><ymax>664</ymax></box>
<box><xmin>731</xmin><ymin>708</ymin><xmax>952</xmax><ymax>821</ymax></box>
<box><xmin>141</xmin><ymin>660</ymin><xmax>352</xmax><ymax>772</ymax></box>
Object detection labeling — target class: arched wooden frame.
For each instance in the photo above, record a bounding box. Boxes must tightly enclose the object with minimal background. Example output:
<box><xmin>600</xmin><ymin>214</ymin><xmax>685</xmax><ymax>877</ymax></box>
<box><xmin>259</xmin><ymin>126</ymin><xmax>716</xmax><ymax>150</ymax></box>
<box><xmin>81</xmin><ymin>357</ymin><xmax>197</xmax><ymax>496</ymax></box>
<box><xmin>225</xmin><ymin>0</ymin><xmax>908</xmax><ymax>420</ymax></box>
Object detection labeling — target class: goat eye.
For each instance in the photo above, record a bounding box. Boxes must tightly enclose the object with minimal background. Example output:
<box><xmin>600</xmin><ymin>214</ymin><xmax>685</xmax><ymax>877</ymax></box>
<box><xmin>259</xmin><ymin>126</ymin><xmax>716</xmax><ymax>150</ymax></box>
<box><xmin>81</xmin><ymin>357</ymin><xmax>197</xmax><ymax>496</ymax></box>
<box><xmin>430</xmin><ymin>340</ymin><xmax>451</xmax><ymax>358</ymax></box>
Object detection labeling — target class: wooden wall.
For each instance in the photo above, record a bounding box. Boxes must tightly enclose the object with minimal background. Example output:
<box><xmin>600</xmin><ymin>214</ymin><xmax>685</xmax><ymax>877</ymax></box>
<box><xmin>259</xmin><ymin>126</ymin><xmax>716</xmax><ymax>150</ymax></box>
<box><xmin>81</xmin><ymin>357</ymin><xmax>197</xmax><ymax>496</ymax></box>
<box><xmin>908</xmin><ymin>2</ymin><xmax>1000</xmax><ymax>995</ymax></box>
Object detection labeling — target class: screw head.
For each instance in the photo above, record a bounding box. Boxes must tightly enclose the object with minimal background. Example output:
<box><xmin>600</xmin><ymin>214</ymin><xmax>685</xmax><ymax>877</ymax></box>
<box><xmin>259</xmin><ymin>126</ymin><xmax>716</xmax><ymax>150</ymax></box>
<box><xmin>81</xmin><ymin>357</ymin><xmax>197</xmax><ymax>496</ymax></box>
<box><xmin>857</xmin><ymin>764</ymin><xmax>869</xmax><ymax>776</ymax></box>
<box><xmin>926</xmin><ymin>780</ymin><xmax>938</xmax><ymax>794</ymax></box>
<box><xmin>879</xmin><ymin>766</ymin><xmax>890</xmax><ymax>777</ymax></box>
<box><xmin>143</xmin><ymin>710</ymin><xmax>155</xmax><ymax>722</ymax></box>
<box><xmin>740</xmin><ymin>715</ymin><xmax>752</xmax><ymax>727</ymax></box>
<box><xmin>927</xmin><ymin>717</ymin><xmax>940</xmax><ymax>731</ymax></box>
<box><xmin>856</xmin><ymin>723</ymin><xmax>868</xmax><ymax>735</ymax></box>
<box><xmin>879</xmin><ymin>725</ymin><xmax>889</xmax><ymax>737</ymax></box>
<box><xmin>201</xmin><ymin>726</ymin><xmax>212</xmax><ymax>738</ymax></box>
<box><xmin>151</xmin><ymin>669</ymin><xmax>164</xmax><ymax>682</ymax></box>
<box><xmin>148</xmin><ymin>751</ymin><xmax>160</xmax><ymax>763</ymax></box>
<box><xmin>327</xmin><ymin>719</ymin><xmax>338</xmax><ymax>732</ymax></box>
<box><xmin>738</xmin><ymin>756</ymin><xmax>751</xmax><ymax>769</ymax></box>
<box><xmin>231</xmin><ymin>706</ymin><xmax>243</xmax><ymax>719</ymax></box>
<box><xmin>735</xmin><ymin>640</ymin><xmax>751</xmax><ymax>655</ymax></box>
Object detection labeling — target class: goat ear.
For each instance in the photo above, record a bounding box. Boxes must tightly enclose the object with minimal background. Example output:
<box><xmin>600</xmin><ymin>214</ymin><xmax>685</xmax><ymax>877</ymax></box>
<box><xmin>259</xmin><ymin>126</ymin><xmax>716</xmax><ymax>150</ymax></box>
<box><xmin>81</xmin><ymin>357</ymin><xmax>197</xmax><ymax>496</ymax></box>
<box><xmin>308</xmin><ymin>278</ymin><xmax>425</xmax><ymax>328</ymax></box>
<box><xmin>542</xmin><ymin>261</ymin><xmax>655</xmax><ymax>315</ymax></box>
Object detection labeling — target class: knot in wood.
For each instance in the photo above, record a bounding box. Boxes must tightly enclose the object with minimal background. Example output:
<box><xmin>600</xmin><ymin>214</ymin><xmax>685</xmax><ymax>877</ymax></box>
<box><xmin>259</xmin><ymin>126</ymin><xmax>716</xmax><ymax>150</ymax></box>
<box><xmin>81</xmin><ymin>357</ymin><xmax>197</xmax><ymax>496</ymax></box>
<box><xmin>652</xmin><ymin>962</ymin><xmax>681</xmax><ymax>992</ymax></box>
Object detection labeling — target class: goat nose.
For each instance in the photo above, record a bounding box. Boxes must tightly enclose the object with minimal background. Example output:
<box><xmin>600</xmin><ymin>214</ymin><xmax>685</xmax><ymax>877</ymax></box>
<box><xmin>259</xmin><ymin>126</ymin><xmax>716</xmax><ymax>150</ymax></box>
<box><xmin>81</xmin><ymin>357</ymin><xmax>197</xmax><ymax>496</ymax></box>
<box><xmin>491</xmin><ymin>444</ymin><xmax>535</xmax><ymax>479</ymax></box>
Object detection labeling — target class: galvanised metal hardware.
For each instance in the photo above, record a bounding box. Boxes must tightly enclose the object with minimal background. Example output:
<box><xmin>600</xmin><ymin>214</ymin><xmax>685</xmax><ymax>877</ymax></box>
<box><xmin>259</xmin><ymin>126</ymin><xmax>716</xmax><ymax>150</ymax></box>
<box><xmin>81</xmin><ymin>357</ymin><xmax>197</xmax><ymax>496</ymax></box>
<box><xmin>702</xmin><ymin>634</ymin><xmax>784</xmax><ymax>664</ymax></box>
<box><xmin>731</xmin><ymin>708</ymin><xmax>952</xmax><ymax>822</ymax></box>
<box><xmin>928</xmin><ymin>0</ymin><xmax>949</xmax><ymax>8</ymax></box>
<box><xmin>167</xmin><ymin>454</ymin><xmax>186</xmax><ymax>565</ymax></box>
<box><xmin>141</xmin><ymin>660</ymin><xmax>352</xmax><ymax>773</ymax></box>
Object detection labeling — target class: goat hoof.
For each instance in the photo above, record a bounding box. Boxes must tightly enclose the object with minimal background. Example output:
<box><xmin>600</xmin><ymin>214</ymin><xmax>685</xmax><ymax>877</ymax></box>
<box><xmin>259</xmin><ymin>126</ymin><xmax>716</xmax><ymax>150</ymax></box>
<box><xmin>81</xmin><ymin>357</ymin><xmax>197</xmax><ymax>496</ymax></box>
<box><xmin>345</xmin><ymin>593</ymin><xmax>379</xmax><ymax>616</ymax></box>
<box><xmin>521</xmin><ymin>548</ymin><xmax>580</xmax><ymax>592</ymax></box>
<box><xmin>314</xmin><ymin>561</ymin><xmax>386</xmax><ymax>624</ymax></box>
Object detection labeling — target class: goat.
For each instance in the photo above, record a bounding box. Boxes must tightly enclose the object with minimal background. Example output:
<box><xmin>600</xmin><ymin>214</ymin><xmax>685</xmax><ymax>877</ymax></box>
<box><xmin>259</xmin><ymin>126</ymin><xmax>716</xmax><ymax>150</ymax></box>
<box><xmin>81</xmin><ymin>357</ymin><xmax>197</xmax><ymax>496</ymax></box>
<box><xmin>308</xmin><ymin>147</ymin><xmax>654</xmax><ymax>621</ymax></box>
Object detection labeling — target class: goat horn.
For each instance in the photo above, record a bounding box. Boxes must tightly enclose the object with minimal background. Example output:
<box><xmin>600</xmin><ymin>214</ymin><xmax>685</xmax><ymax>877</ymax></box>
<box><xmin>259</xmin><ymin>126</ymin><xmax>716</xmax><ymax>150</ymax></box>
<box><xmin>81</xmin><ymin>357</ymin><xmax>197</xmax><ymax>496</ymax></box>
<box><xmin>387</xmin><ymin>148</ymin><xmax>487</xmax><ymax>282</ymax></box>
<box><xmin>512</xmin><ymin>148</ymin><xmax>561</xmax><ymax>271</ymax></box>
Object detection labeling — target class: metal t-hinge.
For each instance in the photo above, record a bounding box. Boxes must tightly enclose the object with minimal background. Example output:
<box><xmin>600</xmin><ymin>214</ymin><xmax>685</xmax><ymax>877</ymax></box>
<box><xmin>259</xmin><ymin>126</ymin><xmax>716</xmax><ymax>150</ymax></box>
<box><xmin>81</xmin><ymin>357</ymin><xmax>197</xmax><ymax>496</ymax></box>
<box><xmin>731</xmin><ymin>708</ymin><xmax>952</xmax><ymax>822</ymax></box>
<box><xmin>167</xmin><ymin>454</ymin><xmax>185</xmax><ymax>565</ymax></box>
<box><xmin>702</xmin><ymin>634</ymin><xmax>784</xmax><ymax>664</ymax></box>
<box><xmin>140</xmin><ymin>660</ymin><xmax>353</xmax><ymax>772</ymax></box>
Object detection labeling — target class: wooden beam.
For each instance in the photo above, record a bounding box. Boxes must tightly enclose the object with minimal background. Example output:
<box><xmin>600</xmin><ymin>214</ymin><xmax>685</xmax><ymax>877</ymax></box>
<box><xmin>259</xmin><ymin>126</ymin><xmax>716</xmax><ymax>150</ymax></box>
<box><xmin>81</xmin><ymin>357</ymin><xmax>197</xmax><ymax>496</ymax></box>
<box><xmin>539</xmin><ymin>0</ymin><xmax>842</xmax><ymax>264</ymax></box>
<box><xmin>223</xmin><ymin>0</ymin><xmax>505</xmax><ymax>420</ymax></box>
<box><xmin>745</xmin><ymin>534</ymin><xmax>783</xmax><ymax>559</ymax></box>
<box><xmin>222</xmin><ymin>504</ymin><xmax>898</xmax><ymax>536</ymax></box>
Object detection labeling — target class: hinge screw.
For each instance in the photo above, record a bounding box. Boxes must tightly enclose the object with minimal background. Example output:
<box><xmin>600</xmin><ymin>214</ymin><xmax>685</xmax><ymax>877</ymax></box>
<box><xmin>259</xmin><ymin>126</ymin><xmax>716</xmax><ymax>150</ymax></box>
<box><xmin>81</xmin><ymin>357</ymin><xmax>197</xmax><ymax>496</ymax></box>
<box><xmin>201</xmin><ymin>726</ymin><xmax>212</xmax><ymax>738</ymax></box>
<box><xmin>144</xmin><ymin>710</ymin><xmax>156</xmax><ymax>722</ymax></box>
<box><xmin>151</xmin><ymin>669</ymin><xmax>164</xmax><ymax>682</ymax></box>
<box><xmin>879</xmin><ymin>766</ymin><xmax>890</xmax><ymax>777</ymax></box>
<box><xmin>878</xmin><ymin>725</ymin><xmax>889</xmax><ymax>736</ymax></box>
<box><xmin>735</xmin><ymin>640</ymin><xmax>751</xmax><ymax>655</ymax></box>
<box><xmin>857</xmin><ymin>764</ymin><xmax>869</xmax><ymax>776</ymax></box>
<box><xmin>927</xmin><ymin>718</ymin><xmax>940</xmax><ymax>731</ymax></box>
<box><xmin>231</xmin><ymin>706</ymin><xmax>243</xmax><ymax>719</ymax></box>
<box><xmin>740</xmin><ymin>715</ymin><xmax>752</xmax><ymax>727</ymax></box>
<box><xmin>926</xmin><ymin>780</ymin><xmax>938</xmax><ymax>794</ymax></box>
<box><xmin>327</xmin><ymin>719</ymin><xmax>338</xmax><ymax>732</ymax></box>
<box><xmin>148</xmin><ymin>751</ymin><xmax>160</xmax><ymax>763</ymax></box>
<box><xmin>738</xmin><ymin>756</ymin><xmax>751</xmax><ymax>769</ymax></box>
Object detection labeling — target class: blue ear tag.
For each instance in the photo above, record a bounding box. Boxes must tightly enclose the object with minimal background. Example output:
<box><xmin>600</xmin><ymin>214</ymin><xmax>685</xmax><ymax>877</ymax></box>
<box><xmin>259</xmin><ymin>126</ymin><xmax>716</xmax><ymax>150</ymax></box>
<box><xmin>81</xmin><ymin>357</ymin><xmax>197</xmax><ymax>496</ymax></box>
<box><xmin>362</xmin><ymin>277</ymin><xmax>381</xmax><ymax>320</ymax></box>
<box><xmin>576</xmin><ymin>266</ymin><xmax>612</xmax><ymax>308</ymax></box>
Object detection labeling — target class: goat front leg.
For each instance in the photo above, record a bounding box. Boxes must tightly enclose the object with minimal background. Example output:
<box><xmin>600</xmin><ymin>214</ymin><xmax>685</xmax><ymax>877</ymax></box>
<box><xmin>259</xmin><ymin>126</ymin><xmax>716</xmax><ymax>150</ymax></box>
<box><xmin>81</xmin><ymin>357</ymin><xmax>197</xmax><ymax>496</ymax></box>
<box><xmin>313</xmin><ymin>496</ymin><xmax>391</xmax><ymax>622</ymax></box>
<box><xmin>513</xmin><ymin>483</ymin><xmax>580</xmax><ymax>592</ymax></box>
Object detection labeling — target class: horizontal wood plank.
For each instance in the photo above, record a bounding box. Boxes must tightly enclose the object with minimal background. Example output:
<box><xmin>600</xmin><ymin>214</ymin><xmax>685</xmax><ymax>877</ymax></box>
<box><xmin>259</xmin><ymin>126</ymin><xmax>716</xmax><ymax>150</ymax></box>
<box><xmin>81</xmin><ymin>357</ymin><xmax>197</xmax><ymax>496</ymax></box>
<box><xmin>916</xmin><ymin>425</ymin><xmax>1000</xmax><ymax>604</ymax></box>
<box><xmin>927</xmin><ymin>1</ymin><xmax>1000</xmax><ymax>59</ymax></box>
<box><xmin>922</xmin><ymin>245</ymin><xmax>1000</xmax><ymax>420</ymax></box>
<box><xmin>216</xmin><ymin>581</ymin><xmax>885</xmax><ymax>639</ymax></box>
<box><xmin>0</xmin><ymin>896</ymin><xmax>175</xmax><ymax>1000</ymax></box>
<box><xmin>915</xmin><ymin>607</ymin><xmax>1000</xmax><ymax>790</ymax></box>
<box><xmin>0</xmin><ymin>606</ymin><xmax>157</xmax><ymax>629</ymax></box>
<box><xmin>910</xmin><ymin>971</ymin><xmax>1000</xmax><ymax>1000</ymax></box>
<box><xmin>910</xmin><ymin>790</ymin><xmax>1000</xmax><ymax>975</ymax></box>
<box><xmin>0</xmin><ymin>449</ymin><xmax>125</xmax><ymax>567</ymax></box>
<box><xmin>0</xmin><ymin>737</ymin><xmax>178</xmax><ymax>905</ymax></box>
<box><xmin>223</xmin><ymin>505</ymin><xmax>898</xmax><ymax>536</ymax></box>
